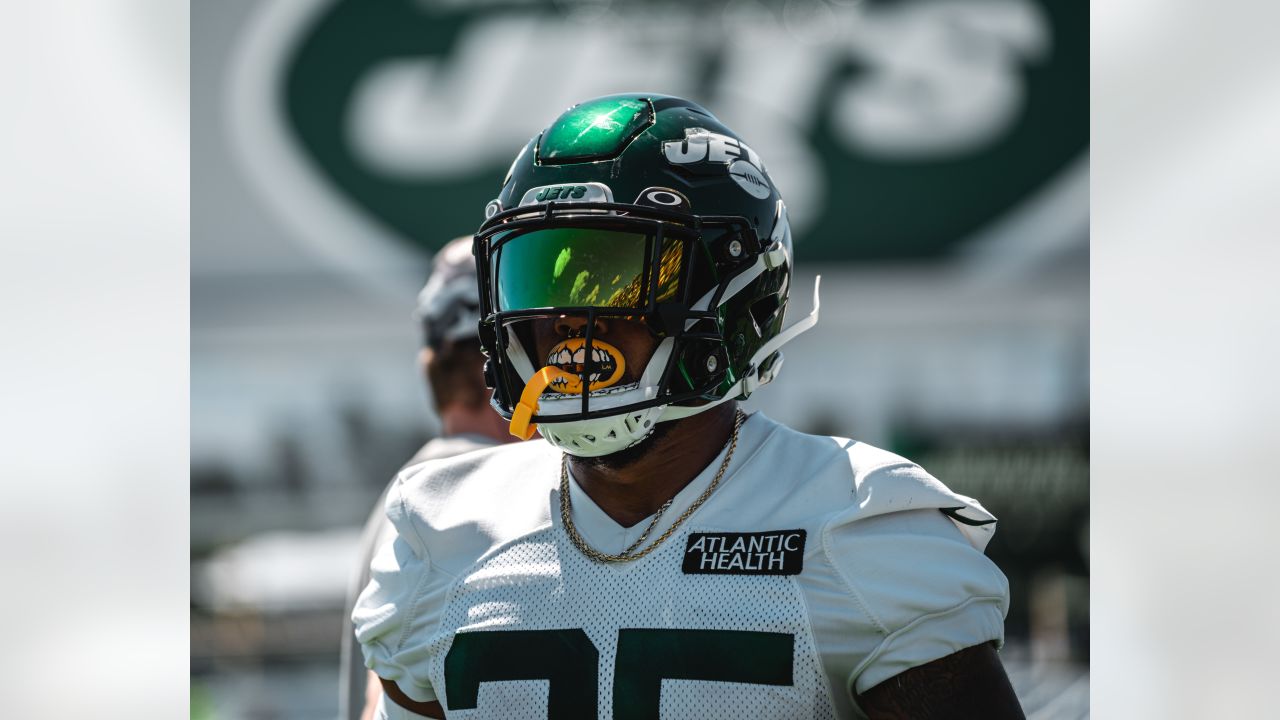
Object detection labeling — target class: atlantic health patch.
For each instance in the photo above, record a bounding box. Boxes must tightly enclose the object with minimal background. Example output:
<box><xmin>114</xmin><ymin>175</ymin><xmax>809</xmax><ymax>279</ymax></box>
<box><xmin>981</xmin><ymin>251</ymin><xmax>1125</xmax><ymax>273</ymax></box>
<box><xmin>682</xmin><ymin>530</ymin><xmax>806</xmax><ymax>576</ymax></box>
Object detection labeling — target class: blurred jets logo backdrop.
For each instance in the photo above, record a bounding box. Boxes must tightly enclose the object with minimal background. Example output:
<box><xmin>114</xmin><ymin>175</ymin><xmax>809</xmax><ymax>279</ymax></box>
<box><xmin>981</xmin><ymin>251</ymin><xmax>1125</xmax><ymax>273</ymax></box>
<box><xmin>230</xmin><ymin>0</ymin><xmax>1085</xmax><ymax>288</ymax></box>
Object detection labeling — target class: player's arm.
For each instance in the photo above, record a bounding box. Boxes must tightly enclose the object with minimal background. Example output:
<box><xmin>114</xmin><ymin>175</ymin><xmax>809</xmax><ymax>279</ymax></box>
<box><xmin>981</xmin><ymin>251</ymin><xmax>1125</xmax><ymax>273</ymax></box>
<box><xmin>358</xmin><ymin>670</ymin><xmax>383</xmax><ymax>720</ymax></box>
<box><xmin>378</xmin><ymin>677</ymin><xmax>445</xmax><ymax>719</ymax></box>
<box><xmin>856</xmin><ymin>642</ymin><xmax>1024</xmax><ymax>720</ymax></box>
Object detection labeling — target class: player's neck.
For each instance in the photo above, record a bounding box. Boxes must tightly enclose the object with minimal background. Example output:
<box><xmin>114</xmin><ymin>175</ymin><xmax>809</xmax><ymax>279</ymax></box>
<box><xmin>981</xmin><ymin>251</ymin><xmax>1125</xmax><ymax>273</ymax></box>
<box><xmin>567</xmin><ymin>404</ymin><xmax>739</xmax><ymax>528</ymax></box>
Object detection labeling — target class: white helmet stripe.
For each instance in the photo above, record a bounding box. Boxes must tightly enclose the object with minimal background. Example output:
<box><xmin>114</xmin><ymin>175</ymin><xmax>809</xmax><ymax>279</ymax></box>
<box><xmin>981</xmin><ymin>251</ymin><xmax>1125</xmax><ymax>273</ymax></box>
<box><xmin>689</xmin><ymin>252</ymin><xmax>769</xmax><ymax>315</ymax></box>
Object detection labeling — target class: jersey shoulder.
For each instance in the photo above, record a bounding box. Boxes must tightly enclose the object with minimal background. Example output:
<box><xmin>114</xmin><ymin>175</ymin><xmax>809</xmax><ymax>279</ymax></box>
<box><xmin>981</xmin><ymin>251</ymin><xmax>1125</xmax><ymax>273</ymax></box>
<box><xmin>386</xmin><ymin>439</ymin><xmax>561</xmax><ymax>576</ymax></box>
<box><xmin>736</xmin><ymin>417</ymin><xmax>1009</xmax><ymax>693</ymax></box>
<box><xmin>714</xmin><ymin>414</ymin><xmax>996</xmax><ymax>548</ymax></box>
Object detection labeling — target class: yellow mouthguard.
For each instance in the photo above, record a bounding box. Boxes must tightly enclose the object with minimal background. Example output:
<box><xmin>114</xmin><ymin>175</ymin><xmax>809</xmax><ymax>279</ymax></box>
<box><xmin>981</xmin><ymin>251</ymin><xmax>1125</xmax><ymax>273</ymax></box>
<box><xmin>507</xmin><ymin>339</ymin><xmax>628</xmax><ymax>440</ymax></box>
<box><xmin>542</xmin><ymin>337</ymin><xmax>626</xmax><ymax>394</ymax></box>
<box><xmin>509</xmin><ymin>366</ymin><xmax>578</xmax><ymax>440</ymax></box>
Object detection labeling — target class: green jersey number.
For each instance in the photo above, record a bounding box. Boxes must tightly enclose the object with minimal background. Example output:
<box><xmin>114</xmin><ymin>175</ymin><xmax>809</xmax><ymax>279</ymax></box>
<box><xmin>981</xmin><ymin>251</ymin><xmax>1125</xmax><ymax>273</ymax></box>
<box><xmin>444</xmin><ymin>628</ymin><xmax>794</xmax><ymax>719</ymax></box>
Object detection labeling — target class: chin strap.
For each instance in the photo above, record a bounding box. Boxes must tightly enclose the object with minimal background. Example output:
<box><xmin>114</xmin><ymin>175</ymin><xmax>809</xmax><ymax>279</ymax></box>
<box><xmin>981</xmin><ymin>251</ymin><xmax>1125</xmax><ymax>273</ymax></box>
<box><xmin>509</xmin><ymin>366</ymin><xmax>579</xmax><ymax>440</ymax></box>
<box><xmin>663</xmin><ymin>275</ymin><xmax>821</xmax><ymax>422</ymax></box>
<box><xmin>751</xmin><ymin>274</ymin><xmax>821</xmax><ymax>375</ymax></box>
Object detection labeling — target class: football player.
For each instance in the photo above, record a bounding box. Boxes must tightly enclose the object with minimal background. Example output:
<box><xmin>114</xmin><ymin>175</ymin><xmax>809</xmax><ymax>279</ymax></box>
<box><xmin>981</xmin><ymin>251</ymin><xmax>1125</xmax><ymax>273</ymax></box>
<box><xmin>353</xmin><ymin>94</ymin><xmax>1023</xmax><ymax>719</ymax></box>
<box><xmin>339</xmin><ymin>236</ymin><xmax>519</xmax><ymax>720</ymax></box>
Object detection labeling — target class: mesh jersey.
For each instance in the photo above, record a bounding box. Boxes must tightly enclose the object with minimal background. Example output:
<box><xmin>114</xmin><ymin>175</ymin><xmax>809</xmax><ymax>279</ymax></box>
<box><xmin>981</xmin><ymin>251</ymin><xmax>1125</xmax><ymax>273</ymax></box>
<box><xmin>340</xmin><ymin>435</ymin><xmax>501</xmax><ymax>720</ymax></box>
<box><xmin>354</xmin><ymin>413</ymin><xmax>1009</xmax><ymax>719</ymax></box>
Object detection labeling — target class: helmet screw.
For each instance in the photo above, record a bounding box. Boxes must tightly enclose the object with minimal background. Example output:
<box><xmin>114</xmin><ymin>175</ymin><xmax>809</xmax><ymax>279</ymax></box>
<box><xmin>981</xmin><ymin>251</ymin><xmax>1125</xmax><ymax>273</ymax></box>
<box><xmin>705</xmin><ymin>355</ymin><xmax>719</xmax><ymax>372</ymax></box>
<box><xmin>727</xmin><ymin>239</ymin><xmax>743</xmax><ymax>258</ymax></box>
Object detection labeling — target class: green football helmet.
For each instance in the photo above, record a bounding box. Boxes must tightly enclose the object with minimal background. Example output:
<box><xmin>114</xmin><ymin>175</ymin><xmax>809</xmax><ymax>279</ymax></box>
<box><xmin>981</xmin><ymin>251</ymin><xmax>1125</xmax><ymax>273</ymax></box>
<box><xmin>474</xmin><ymin>93</ymin><xmax>820</xmax><ymax>457</ymax></box>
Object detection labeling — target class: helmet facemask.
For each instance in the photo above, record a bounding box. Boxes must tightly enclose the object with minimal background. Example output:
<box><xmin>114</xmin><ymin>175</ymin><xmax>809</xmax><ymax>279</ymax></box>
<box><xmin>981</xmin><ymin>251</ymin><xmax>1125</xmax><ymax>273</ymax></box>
<box><xmin>476</xmin><ymin>200</ymin><xmax>778</xmax><ymax>456</ymax></box>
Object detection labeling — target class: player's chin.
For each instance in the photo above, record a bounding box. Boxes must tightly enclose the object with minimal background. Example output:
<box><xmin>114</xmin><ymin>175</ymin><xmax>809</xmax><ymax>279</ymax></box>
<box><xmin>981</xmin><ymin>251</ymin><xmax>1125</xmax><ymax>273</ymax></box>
<box><xmin>576</xmin><ymin>420</ymin><xmax>674</xmax><ymax>470</ymax></box>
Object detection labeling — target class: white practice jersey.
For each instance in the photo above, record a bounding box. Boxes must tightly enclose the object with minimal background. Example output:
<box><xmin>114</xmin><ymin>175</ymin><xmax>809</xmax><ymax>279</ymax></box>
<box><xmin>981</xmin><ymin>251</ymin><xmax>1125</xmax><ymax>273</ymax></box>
<box><xmin>341</xmin><ymin>435</ymin><xmax>501</xmax><ymax>720</ymax></box>
<box><xmin>353</xmin><ymin>413</ymin><xmax>1009</xmax><ymax>719</ymax></box>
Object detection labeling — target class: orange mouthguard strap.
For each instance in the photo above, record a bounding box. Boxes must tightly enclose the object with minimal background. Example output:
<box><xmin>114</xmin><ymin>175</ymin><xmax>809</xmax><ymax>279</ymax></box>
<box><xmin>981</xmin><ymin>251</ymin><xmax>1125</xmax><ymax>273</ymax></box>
<box><xmin>509</xmin><ymin>366</ymin><xmax>579</xmax><ymax>440</ymax></box>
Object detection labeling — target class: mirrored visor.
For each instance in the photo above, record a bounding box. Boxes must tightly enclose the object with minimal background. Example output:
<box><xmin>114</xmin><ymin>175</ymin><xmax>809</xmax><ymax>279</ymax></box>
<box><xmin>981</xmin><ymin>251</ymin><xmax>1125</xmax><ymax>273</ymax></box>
<box><xmin>492</xmin><ymin>227</ymin><xmax>683</xmax><ymax>311</ymax></box>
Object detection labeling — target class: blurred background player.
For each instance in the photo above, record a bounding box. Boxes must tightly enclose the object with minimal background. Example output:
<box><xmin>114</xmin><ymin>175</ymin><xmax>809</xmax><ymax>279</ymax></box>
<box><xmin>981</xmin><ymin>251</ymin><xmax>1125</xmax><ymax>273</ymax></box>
<box><xmin>338</xmin><ymin>236</ymin><xmax>517</xmax><ymax>720</ymax></box>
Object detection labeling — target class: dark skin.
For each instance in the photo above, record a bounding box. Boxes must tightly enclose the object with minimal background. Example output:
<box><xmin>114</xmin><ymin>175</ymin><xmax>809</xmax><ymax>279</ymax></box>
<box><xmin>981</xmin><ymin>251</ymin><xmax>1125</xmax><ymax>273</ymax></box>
<box><xmin>379</xmin><ymin>678</ymin><xmax>443</xmax><ymax>718</ymax></box>
<box><xmin>857</xmin><ymin>643</ymin><xmax>1025</xmax><ymax>719</ymax></box>
<box><xmin>536</xmin><ymin>315</ymin><xmax>739</xmax><ymax>526</ymax></box>
<box><xmin>379</xmin><ymin>316</ymin><xmax>1024</xmax><ymax>718</ymax></box>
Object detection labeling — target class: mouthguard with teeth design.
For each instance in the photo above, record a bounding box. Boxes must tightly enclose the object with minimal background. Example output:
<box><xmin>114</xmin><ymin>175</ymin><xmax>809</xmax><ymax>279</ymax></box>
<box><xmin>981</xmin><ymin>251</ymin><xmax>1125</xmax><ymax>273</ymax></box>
<box><xmin>543</xmin><ymin>337</ymin><xmax>625</xmax><ymax>394</ymax></box>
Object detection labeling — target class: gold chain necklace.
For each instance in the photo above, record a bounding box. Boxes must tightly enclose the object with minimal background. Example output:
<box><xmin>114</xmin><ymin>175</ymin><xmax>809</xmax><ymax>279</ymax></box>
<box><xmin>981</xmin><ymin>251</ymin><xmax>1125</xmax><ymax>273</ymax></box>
<box><xmin>560</xmin><ymin>410</ymin><xmax>745</xmax><ymax>563</ymax></box>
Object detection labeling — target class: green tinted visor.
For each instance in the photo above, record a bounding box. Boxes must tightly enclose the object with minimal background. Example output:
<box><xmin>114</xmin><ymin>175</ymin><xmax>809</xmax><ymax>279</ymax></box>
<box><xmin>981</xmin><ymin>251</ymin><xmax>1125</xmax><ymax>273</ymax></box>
<box><xmin>491</xmin><ymin>227</ymin><xmax>685</xmax><ymax>311</ymax></box>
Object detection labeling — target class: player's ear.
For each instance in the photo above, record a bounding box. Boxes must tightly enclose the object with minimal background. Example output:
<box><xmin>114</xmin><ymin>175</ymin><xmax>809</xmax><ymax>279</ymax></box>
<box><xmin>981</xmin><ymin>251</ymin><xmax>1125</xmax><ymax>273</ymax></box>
<box><xmin>418</xmin><ymin>348</ymin><xmax>435</xmax><ymax>377</ymax></box>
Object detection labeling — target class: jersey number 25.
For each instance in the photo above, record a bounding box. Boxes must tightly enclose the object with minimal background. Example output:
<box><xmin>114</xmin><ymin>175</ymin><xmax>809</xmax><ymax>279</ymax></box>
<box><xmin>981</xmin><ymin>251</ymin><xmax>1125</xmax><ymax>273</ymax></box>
<box><xmin>445</xmin><ymin>628</ymin><xmax>794</xmax><ymax>719</ymax></box>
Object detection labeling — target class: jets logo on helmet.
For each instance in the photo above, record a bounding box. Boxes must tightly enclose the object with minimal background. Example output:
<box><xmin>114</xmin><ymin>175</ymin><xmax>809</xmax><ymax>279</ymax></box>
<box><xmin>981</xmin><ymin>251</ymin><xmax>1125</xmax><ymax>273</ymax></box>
<box><xmin>662</xmin><ymin>128</ymin><xmax>773</xmax><ymax>200</ymax></box>
<box><xmin>474</xmin><ymin>93</ymin><xmax>819</xmax><ymax>457</ymax></box>
<box><xmin>661</xmin><ymin>128</ymin><xmax>766</xmax><ymax>170</ymax></box>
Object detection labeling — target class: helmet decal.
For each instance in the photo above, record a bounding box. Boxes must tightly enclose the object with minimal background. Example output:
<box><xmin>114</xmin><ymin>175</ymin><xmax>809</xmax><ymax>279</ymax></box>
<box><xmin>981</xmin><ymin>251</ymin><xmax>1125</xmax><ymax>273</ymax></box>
<box><xmin>663</xmin><ymin>128</ymin><xmax>771</xmax><ymax>197</ymax></box>
<box><xmin>634</xmin><ymin>187</ymin><xmax>691</xmax><ymax>212</ymax></box>
<box><xmin>729</xmin><ymin>160</ymin><xmax>771</xmax><ymax>199</ymax></box>
<box><xmin>519</xmin><ymin>182</ymin><xmax>614</xmax><ymax>207</ymax></box>
<box><xmin>662</xmin><ymin>128</ymin><xmax>765</xmax><ymax>171</ymax></box>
